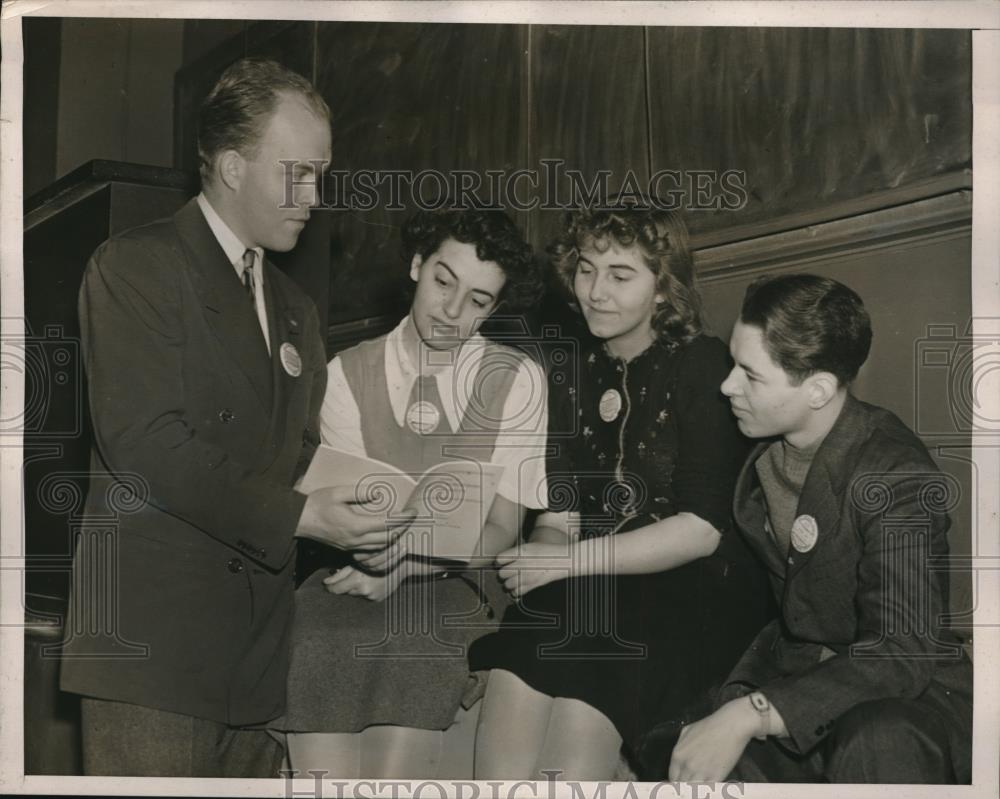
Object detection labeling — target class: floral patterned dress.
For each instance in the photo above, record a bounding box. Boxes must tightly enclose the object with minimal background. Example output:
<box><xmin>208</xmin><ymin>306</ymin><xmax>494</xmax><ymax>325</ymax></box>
<box><xmin>469</xmin><ymin>334</ymin><xmax>770</xmax><ymax>752</ymax></box>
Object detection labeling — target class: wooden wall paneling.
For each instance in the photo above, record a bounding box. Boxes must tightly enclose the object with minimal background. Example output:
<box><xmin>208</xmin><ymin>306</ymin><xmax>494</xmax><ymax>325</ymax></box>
<box><xmin>55</xmin><ymin>19</ymin><xmax>132</xmax><ymax>177</ymax></box>
<box><xmin>691</xmin><ymin>170</ymin><xmax>971</xmax><ymax>251</ymax></box>
<box><xmin>181</xmin><ymin>19</ymin><xmax>247</xmax><ymax>65</ymax></box>
<box><xmin>529</xmin><ymin>25</ymin><xmax>651</xmax><ymax>253</ymax></box>
<box><xmin>173</xmin><ymin>23</ymin><xmax>248</xmax><ymax>173</ymax></box>
<box><xmin>245</xmin><ymin>20</ymin><xmax>316</xmax><ymax>78</ymax></box>
<box><xmin>646</xmin><ymin>28</ymin><xmax>972</xmax><ymax>236</ymax></box>
<box><xmin>173</xmin><ymin>21</ymin><xmax>315</xmax><ymax>174</ymax></box>
<box><xmin>528</xmin><ymin>25</ymin><xmax>651</xmax><ymax>353</ymax></box>
<box><xmin>316</xmin><ymin>21</ymin><xmax>526</xmax><ymax>335</ymax></box>
<box><xmin>694</xmin><ymin>185</ymin><xmax>972</xmax><ymax>279</ymax></box>
<box><xmin>122</xmin><ymin>20</ymin><xmax>185</xmax><ymax>169</ymax></box>
<box><xmin>24</xmin><ymin>18</ymin><xmax>63</xmax><ymax>197</ymax></box>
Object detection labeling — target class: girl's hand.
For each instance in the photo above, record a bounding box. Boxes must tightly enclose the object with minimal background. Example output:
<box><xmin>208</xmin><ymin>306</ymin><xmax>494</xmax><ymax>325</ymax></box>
<box><xmin>323</xmin><ymin>564</ymin><xmax>404</xmax><ymax>602</ymax></box>
<box><xmin>495</xmin><ymin>542</ymin><xmax>576</xmax><ymax>599</ymax></box>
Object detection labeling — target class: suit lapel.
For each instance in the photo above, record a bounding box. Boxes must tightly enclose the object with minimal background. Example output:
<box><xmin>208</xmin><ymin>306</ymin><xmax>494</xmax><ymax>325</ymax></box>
<box><xmin>733</xmin><ymin>440</ymin><xmax>788</xmax><ymax>578</ymax></box>
<box><xmin>174</xmin><ymin>199</ymin><xmax>274</xmax><ymax>411</ymax></box>
<box><xmin>785</xmin><ymin>395</ymin><xmax>871</xmax><ymax>580</ymax></box>
<box><xmin>784</xmin><ymin>466</ymin><xmax>841</xmax><ymax>579</ymax></box>
<box><xmin>259</xmin><ymin>262</ymin><xmax>313</xmax><ymax>472</ymax></box>
<box><xmin>265</xmin><ymin>264</ymin><xmax>293</xmax><ymax>440</ymax></box>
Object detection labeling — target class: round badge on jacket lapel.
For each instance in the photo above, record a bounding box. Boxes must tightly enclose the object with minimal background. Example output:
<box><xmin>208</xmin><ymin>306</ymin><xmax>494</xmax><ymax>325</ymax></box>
<box><xmin>280</xmin><ymin>342</ymin><xmax>302</xmax><ymax>377</ymax></box>
<box><xmin>791</xmin><ymin>514</ymin><xmax>819</xmax><ymax>553</ymax></box>
<box><xmin>599</xmin><ymin>389</ymin><xmax>623</xmax><ymax>422</ymax></box>
<box><xmin>406</xmin><ymin>400</ymin><xmax>440</xmax><ymax>434</ymax></box>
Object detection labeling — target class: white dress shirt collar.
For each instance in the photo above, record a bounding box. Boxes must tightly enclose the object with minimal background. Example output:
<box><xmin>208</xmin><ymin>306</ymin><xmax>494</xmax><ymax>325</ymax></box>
<box><xmin>196</xmin><ymin>193</ymin><xmax>270</xmax><ymax>353</ymax></box>
<box><xmin>196</xmin><ymin>193</ymin><xmax>264</xmax><ymax>280</ymax></box>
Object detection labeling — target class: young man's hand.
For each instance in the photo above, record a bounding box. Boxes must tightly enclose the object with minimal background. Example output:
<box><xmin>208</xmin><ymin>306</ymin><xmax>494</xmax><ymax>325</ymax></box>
<box><xmin>668</xmin><ymin>697</ymin><xmax>760</xmax><ymax>782</ymax></box>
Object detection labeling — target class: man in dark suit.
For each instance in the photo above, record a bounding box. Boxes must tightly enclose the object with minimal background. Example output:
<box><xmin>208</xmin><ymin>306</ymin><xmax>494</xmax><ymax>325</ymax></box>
<box><xmin>60</xmin><ymin>58</ymin><xmax>399</xmax><ymax>777</ymax></box>
<box><xmin>669</xmin><ymin>274</ymin><xmax>972</xmax><ymax>783</ymax></box>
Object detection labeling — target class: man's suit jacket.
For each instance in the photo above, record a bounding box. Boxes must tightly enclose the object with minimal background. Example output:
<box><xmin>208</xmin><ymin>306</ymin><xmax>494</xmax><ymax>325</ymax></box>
<box><xmin>723</xmin><ymin>395</ymin><xmax>972</xmax><ymax>777</ymax></box>
<box><xmin>59</xmin><ymin>198</ymin><xmax>327</xmax><ymax>726</ymax></box>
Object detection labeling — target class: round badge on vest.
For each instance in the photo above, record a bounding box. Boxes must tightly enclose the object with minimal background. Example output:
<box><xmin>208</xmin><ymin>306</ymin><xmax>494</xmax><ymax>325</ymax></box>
<box><xmin>406</xmin><ymin>400</ymin><xmax>441</xmax><ymax>435</ymax></box>
<box><xmin>790</xmin><ymin>514</ymin><xmax>819</xmax><ymax>553</ymax></box>
<box><xmin>280</xmin><ymin>342</ymin><xmax>302</xmax><ymax>377</ymax></box>
<box><xmin>599</xmin><ymin>389</ymin><xmax>623</xmax><ymax>422</ymax></box>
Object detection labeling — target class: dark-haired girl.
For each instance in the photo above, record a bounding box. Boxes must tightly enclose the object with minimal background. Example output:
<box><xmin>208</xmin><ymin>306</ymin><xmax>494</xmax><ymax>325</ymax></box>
<box><xmin>469</xmin><ymin>208</ymin><xmax>769</xmax><ymax>779</ymax></box>
<box><xmin>276</xmin><ymin>209</ymin><xmax>548</xmax><ymax>777</ymax></box>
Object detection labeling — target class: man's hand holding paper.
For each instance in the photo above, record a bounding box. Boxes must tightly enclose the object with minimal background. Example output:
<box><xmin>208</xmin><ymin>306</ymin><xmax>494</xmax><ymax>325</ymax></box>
<box><xmin>299</xmin><ymin>445</ymin><xmax>503</xmax><ymax>563</ymax></box>
<box><xmin>296</xmin><ymin>484</ymin><xmax>415</xmax><ymax>552</ymax></box>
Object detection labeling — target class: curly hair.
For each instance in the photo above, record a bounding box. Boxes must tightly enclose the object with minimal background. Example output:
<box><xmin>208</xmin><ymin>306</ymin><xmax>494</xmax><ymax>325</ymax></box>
<box><xmin>197</xmin><ymin>58</ymin><xmax>331</xmax><ymax>186</ymax></box>
<box><xmin>548</xmin><ymin>207</ymin><xmax>703</xmax><ymax>348</ymax></box>
<box><xmin>400</xmin><ymin>209</ymin><xmax>540</xmax><ymax>312</ymax></box>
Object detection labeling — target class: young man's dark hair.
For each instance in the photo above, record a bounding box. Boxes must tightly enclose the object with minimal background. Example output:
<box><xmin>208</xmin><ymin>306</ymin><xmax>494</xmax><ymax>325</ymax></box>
<box><xmin>740</xmin><ymin>273</ymin><xmax>873</xmax><ymax>386</ymax></box>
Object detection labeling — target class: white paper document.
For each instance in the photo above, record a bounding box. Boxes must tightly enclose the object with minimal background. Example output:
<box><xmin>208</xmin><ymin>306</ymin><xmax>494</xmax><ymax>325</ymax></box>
<box><xmin>299</xmin><ymin>445</ymin><xmax>503</xmax><ymax>563</ymax></box>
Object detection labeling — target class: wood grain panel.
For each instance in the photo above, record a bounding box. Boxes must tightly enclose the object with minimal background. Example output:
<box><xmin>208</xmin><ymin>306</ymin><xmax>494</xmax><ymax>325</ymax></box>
<box><xmin>316</xmin><ymin>21</ymin><xmax>527</xmax><ymax>324</ymax></box>
<box><xmin>246</xmin><ymin>19</ymin><xmax>315</xmax><ymax>77</ymax></box>
<box><xmin>24</xmin><ymin>18</ymin><xmax>63</xmax><ymax>196</ymax></box>
<box><xmin>530</xmin><ymin>24</ymin><xmax>650</xmax><ymax>252</ymax></box>
<box><xmin>174</xmin><ymin>24</ymin><xmax>246</xmax><ymax>173</ymax></box>
<box><xmin>647</xmin><ymin>28</ymin><xmax>972</xmax><ymax>234</ymax></box>
<box><xmin>173</xmin><ymin>20</ymin><xmax>315</xmax><ymax>174</ymax></box>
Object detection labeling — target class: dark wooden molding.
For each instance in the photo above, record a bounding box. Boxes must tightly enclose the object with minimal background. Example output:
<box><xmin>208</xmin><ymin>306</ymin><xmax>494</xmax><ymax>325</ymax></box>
<box><xmin>695</xmin><ymin>181</ymin><xmax>971</xmax><ymax>281</ymax></box>
<box><xmin>24</xmin><ymin>160</ymin><xmax>195</xmax><ymax>232</ymax></box>
<box><xmin>691</xmin><ymin>170</ymin><xmax>971</xmax><ymax>252</ymax></box>
<box><xmin>326</xmin><ymin>313</ymin><xmax>401</xmax><ymax>355</ymax></box>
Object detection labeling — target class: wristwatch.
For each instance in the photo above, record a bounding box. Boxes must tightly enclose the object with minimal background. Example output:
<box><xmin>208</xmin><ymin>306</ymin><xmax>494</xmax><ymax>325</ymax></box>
<box><xmin>748</xmin><ymin>691</ymin><xmax>771</xmax><ymax>740</ymax></box>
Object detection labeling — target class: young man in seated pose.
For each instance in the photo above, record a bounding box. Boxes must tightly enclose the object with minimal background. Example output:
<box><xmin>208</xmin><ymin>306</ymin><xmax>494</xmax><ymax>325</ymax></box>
<box><xmin>669</xmin><ymin>273</ymin><xmax>973</xmax><ymax>784</ymax></box>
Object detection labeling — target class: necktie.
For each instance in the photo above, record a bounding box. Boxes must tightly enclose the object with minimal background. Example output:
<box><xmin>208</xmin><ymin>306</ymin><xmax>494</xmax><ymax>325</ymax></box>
<box><xmin>241</xmin><ymin>248</ymin><xmax>257</xmax><ymax>305</ymax></box>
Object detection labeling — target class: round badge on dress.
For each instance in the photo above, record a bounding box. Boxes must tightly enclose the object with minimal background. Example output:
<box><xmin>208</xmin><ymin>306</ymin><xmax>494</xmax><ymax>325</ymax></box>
<box><xmin>790</xmin><ymin>514</ymin><xmax>819</xmax><ymax>553</ymax></box>
<box><xmin>598</xmin><ymin>388</ymin><xmax>623</xmax><ymax>422</ymax></box>
<box><xmin>280</xmin><ymin>342</ymin><xmax>302</xmax><ymax>377</ymax></box>
<box><xmin>406</xmin><ymin>400</ymin><xmax>441</xmax><ymax>434</ymax></box>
